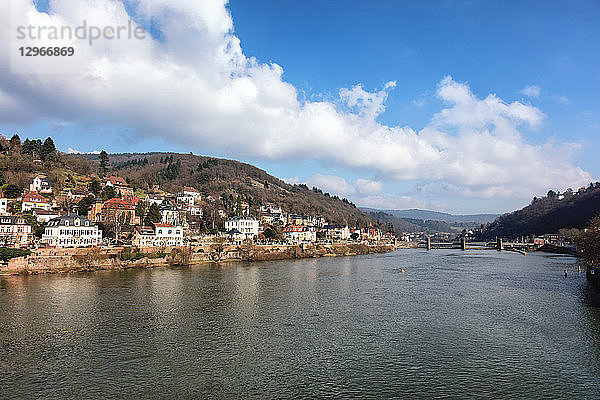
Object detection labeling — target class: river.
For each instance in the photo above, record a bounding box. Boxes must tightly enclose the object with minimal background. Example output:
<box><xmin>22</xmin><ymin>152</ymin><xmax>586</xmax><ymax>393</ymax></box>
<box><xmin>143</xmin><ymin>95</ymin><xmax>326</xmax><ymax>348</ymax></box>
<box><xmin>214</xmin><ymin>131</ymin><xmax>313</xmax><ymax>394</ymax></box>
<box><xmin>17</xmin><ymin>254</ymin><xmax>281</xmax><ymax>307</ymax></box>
<box><xmin>0</xmin><ymin>249</ymin><xmax>599</xmax><ymax>399</ymax></box>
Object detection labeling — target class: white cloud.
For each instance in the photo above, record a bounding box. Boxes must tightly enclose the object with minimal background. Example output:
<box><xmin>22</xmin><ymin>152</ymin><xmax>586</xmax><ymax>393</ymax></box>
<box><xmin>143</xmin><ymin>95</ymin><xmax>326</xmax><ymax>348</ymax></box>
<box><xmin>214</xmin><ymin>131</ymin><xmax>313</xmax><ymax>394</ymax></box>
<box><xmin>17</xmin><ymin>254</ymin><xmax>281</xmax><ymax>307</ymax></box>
<box><xmin>0</xmin><ymin>0</ymin><xmax>592</xmax><ymax>203</ymax></box>
<box><xmin>355</xmin><ymin>178</ymin><xmax>383</xmax><ymax>194</ymax></box>
<box><xmin>520</xmin><ymin>85</ymin><xmax>541</xmax><ymax>98</ymax></box>
<box><xmin>306</xmin><ymin>174</ymin><xmax>355</xmax><ymax>195</ymax></box>
<box><xmin>339</xmin><ymin>81</ymin><xmax>396</xmax><ymax>119</ymax></box>
<box><xmin>68</xmin><ymin>148</ymin><xmax>100</xmax><ymax>154</ymax></box>
<box><xmin>354</xmin><ymin>193</ymin><xmax>429</xmax><ymax>210</ymax></box>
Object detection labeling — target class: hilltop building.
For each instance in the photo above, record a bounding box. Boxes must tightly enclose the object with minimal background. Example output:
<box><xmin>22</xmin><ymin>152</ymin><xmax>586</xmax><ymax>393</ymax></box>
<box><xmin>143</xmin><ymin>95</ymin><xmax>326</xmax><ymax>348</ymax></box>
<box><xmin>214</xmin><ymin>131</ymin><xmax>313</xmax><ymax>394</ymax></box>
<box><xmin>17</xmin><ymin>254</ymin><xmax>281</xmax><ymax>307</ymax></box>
<box><xmin>22</xmin><ymin>191</ymin><xmax>52</xmax><ymax>212</ymax></box>
<box><xmin>105</xmin><ymin>176</ymin><xmax>134</xmax><ymax>197</ymax></box>
<box><xmin>29</xmin><ymin>176</ymin><xmax>52</xmax><ymax>194</ymax></box>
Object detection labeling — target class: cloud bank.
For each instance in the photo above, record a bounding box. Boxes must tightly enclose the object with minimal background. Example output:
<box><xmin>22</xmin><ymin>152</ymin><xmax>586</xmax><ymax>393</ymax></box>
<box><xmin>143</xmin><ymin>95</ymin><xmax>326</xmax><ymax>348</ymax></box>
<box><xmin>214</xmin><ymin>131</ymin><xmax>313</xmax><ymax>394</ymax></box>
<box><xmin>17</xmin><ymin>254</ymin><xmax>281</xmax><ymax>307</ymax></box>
<box><xmin>0</xmin><ymin>0</ymin><xmax>592</xmax><ymax>204</ymax></box>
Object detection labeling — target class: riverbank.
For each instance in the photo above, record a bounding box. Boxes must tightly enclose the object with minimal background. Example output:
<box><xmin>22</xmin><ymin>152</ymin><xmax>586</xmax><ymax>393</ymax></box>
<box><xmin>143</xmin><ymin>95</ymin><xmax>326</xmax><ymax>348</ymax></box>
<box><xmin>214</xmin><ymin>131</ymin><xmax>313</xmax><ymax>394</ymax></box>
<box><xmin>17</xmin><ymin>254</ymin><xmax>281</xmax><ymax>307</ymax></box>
<box><xmin>586</xmin><ymin>263</ymin><xmax>600</xmax><ymax>288</ymax></box>
<box><xmin>0</xmin><ymin>243</ymin><xmax>395</xmax><ymax>275</ymax></box>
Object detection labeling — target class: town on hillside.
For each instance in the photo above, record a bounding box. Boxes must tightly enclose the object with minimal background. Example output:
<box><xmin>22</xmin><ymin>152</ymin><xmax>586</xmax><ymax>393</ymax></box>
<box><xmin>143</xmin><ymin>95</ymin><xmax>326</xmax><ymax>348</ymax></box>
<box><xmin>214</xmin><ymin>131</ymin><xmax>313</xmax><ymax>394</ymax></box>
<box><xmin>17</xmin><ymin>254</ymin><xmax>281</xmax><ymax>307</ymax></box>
<box><xmin>0</xmin><ymin>135</ymin><xmax>397</xmax><ymax>261</ymax></box>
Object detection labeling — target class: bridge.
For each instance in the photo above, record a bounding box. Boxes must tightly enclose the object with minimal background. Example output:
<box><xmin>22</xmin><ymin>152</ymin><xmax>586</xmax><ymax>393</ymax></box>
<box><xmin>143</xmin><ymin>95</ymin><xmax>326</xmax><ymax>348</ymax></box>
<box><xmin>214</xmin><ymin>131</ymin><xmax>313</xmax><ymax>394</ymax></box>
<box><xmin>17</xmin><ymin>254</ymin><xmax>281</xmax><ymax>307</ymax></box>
<box><xmin>418</xmin><ymin>237</ymin><xmax>535</xmax><ymax>254</ymax></box>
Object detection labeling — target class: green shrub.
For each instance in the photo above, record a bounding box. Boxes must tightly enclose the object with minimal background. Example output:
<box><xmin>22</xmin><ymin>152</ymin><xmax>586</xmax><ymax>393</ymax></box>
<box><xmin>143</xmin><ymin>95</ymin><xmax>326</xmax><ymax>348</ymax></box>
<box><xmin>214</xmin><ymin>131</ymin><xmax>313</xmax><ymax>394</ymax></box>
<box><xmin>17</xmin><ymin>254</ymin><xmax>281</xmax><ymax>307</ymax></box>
<box><xmin>0</xmin><ymin>248</ymin><xmax>31</xmax><ymax>262</ymax></box>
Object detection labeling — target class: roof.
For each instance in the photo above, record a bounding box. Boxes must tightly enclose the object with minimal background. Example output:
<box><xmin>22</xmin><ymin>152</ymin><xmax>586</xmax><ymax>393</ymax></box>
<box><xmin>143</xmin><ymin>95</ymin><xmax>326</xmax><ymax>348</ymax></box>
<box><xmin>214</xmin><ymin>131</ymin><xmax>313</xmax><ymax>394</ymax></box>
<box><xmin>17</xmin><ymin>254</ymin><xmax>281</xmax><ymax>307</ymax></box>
<box><xmin>30</xmin><ymin>176</ymin><xmax>51</xmax><ymax>184</ymax></box>
<box><xmin>182</xmin><ymin>186</ymin><xmax>200</xmax><ymax>193</ymax></box>
<box><xmin>106</xmin><ymin>176</ymin><xmax>127</xmax><ymax>186</ymax></box>
<box><xmin>33</xmin><ymin>209</ymin><xmax>61</xmax><ymax>215</ymax></box>
<box><xmin>123</xmin><ymin>196</ymin><xmax>140</xmax><ymax>205</ymax></box>
<box><xmin>226</xmin><ymin>215</ymin><xmax>259</xmax><ymax>222</ymax></box>
<box><xmin>283</xmin><ymin>225</ymin><xmax>304</xmax><ymax>232</ymax></box>
<box><xmin>102</xmin><ymin>198</ymin><xmax>134</xmax><ymax>210</ymax></box>
<box><xmin>46</xmin><ymin>214</ymin><xmax>97</xmax><ymax>228</ymax></box>
<box><xmin>69</xmin><ymin>189</ymin><xmax>89</xmax><ymax>196</ymax></box>
<box><xmin>0</xmin><ymin>215</ymin><xmax>30</xmax><ymax>226</ymax></box>
<box><xmin>324</xmin><ymin>224</ymin><xmax>347</xmax><ymax>229</ymax></box>
<box><xmin>135</xmin><ymin>226</ymin><xmax>155</xmax><ymax>235</ymax></box>
<box><xmin>153</xmin><ymin>223</ymin><xmax>176</xmax><ymax>228</ymax></box>
<box><xmin>227</xmin><ymin>228</ymin><xmax>243</xmax><ymax>235</ymax></box>
<box><xmin>23</xmin><ymin>191</ymin><xmax>50</xmax><ymax>204</ymax></box>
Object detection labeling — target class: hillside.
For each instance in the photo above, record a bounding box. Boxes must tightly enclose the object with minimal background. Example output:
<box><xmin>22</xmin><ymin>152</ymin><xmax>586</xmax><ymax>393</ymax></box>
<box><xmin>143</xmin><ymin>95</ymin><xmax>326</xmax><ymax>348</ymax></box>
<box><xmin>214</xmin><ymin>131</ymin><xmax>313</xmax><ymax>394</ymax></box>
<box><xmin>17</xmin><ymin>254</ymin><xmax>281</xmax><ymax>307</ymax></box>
<box><xmin>73</xmin><ymin>152</ymin><xmax>378</xmax><ymax>227</ymax></box>
<box><xmin>478</xmin><ymin>185</ymin><xmax>600</xmax><ymax>239</ymax></box>
<box><xmin>361</xmin><ymin>208</ymin><xmax>499</xmax><ymax>224</ymax></box>
<box><xmin>367</xmin><ymin>211</ymin><xmax>456</xmax><ymax>233</ymax></box>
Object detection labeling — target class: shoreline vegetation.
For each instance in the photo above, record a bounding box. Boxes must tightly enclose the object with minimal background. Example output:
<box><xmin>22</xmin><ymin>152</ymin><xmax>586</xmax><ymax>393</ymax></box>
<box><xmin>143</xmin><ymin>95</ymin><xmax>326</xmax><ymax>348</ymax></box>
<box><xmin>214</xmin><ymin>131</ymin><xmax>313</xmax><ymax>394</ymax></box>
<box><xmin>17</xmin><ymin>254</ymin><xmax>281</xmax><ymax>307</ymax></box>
<box><xmin>0</xmin><ymin>243</ymin><xmax>395</xmax><ymax>276</ymax></box>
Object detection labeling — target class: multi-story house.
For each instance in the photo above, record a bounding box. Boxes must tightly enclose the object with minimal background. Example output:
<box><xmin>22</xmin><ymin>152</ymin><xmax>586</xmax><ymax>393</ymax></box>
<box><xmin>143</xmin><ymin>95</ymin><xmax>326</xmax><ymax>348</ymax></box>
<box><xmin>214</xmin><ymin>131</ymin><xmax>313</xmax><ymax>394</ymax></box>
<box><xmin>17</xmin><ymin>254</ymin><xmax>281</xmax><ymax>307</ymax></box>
<box><xmin>100</xmin><ymin>198</ymin><xmax>139</xmax><ymax>225</ymax></box>
<box><xmin>22</xmin><ymin>191</ymin><xmax>52</xmax><ymax>212</ymax></box>
<box><xmin>185</xmin><ymin>204</ymin><xmax>203</xmax><ymax>217</ymax></box>
<box><xmin>145</xmin><ymin>193</ymin><xmax>163</xmax><ymax>206</ymax></box>
<box><xmin>105</xmin><ymin>176</ymin><xmax>134</xmax><ymax>197</ymax></box>
<box><xmin>323</xmin><ymin>224</ymin><xmax>351</xmax><ymax>241</ymax></box>
<box><xmin>67</xmin><ymin>189</ymin><xmax>89</xmax><ymax>200</ymax></box>
<box><xmin>132</xmin><ymin>223</ymin><xmax>183</xmax><ymax>247</ymax></box>
<box><xmin>87</xmin><ymin>198</ymin><xmax>104</xmax><ymax>222</ymax></box>
<box><xmin>33</xmin><ymin>209</ymin><xmax>61</xmax><ymax>223</ymax></box>
<box><xmin>160</xmin><ymin>204</ymin><xmax>182</xmax><ymax>226</ymax></box>
<box><xmin>0</xmin><ymin>215</ymin><xmax>32</xmax><ymax>247</ymax></box>
<box><xmin>225</xmin><ymin>215</ymin><xmax>259</xmax><ymax>240</ymax></box>
<box><xmin>260</xmin><ymin>203</ymin><xmax>283</xmax><ymax>214</ymax></box>
<box><xmin>176</xmin><ymin>187</ymin><xmax>202</xmax><ymax>205</ymax></box>
<box><xmin>29</xmin><ymin>176</ymin><xmax>53</xmax><ymax>193</ymax></box>
<box><xmin>283</xmin><ymin>225</ymin><xmax>316</xmax><ymax>244</ymax></box>
<box><xmin>42</xmin><ymin>214</ymin><xmax>102</xmax><ymax>248</ymax></box>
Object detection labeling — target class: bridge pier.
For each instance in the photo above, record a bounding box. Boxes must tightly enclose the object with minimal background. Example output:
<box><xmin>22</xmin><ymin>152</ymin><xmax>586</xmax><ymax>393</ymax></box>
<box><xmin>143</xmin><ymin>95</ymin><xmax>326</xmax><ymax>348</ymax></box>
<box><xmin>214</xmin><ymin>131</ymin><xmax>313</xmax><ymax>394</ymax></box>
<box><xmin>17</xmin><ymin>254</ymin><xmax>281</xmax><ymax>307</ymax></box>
<box><xmin>426</xmin><ymin>237</ymin><xmax>431</xmax><ymax>251</ymax></box>
<box><xmin>461</xmin><ymin>237</ymin><xmax>466</xmax><ymax>251</ymax></box>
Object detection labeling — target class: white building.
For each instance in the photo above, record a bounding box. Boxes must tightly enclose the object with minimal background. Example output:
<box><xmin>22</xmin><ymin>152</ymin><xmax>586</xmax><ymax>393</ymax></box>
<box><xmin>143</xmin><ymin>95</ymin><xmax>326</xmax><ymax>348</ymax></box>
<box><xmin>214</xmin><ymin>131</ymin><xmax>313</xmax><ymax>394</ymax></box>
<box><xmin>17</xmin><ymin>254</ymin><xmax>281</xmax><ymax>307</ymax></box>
<box><xmin>33</xmin><ymin>209</ymin><xmax>61</xmax><ymax>223</ymax></box>
<box><xmin>225</xmin><ymin>215</ymin><xmax>259</xmax><ymax>240</ymax></box>
<box><xmin>29</xmin><ymin>176</ymin><xmax>52</xmax><ymax>193</ymax></box>
<box><xmin>160</xmin><ymin>204</ymin><xmax>182</xmax><ymax>226</ymax></box>
<box><xmin>42</xmin><ymin>214</ymin><xmax>102</xmax><ymax>248</ymax></box>
<box><xmin>145</xmin><ymin>193</ymin><xmax>163</xmax><ymax>206</ymax></box>
<box><xmin>186</xmin><ymin>204</ymin><xmax>203</xmax><ymax>217</ymax></box>
<box><xmin>260</xmin><ymin>203</ymin><xmax>282</xmax><ymax>214</ymax></box>
<box><xmin>0</xmin><ymin>215</ymin><xmax>32</xmax><ymax>247</ymax></box>
<box><xmin>133</xmin><ymin>223</ymin><xmax>183</xmax><ymax>247</ymax></box>
<box><xmin>176</xmin><ymin>187</ymin><xmax>202</xmax><ymax>205</ymax></box>
<box><xmin>323</xmin><ymin>224</ymin><xmax>351</xmax><ymax>241</ymax></box>
<box><xmin>283</xmin><ymin>225</ymin><xmax>316</xmax><ymax>244</ymax></box>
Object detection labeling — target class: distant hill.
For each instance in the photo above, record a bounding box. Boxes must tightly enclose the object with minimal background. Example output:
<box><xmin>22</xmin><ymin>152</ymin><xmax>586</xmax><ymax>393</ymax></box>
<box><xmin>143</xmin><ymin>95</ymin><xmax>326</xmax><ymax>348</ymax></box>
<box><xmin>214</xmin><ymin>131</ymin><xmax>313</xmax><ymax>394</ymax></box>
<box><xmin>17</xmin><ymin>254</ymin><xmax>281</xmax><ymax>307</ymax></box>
<box><xmin>367</xmin><ymin>211</ymin><xmax>456</xmax><ymax>233</ymax></box>
<box><xmin>478</xmin><ymin>186</ymin><xmax>600</xmax><ymax>240</ymax></box>
<box><xmin>76</xmin><ymin>152</ymin><xmax>378</xmax><ymax>227</ymax></box>
<box><xmin>361</xmin><ymin>208</ymin><xmax>499</xmax><ymax>224</ymax></box>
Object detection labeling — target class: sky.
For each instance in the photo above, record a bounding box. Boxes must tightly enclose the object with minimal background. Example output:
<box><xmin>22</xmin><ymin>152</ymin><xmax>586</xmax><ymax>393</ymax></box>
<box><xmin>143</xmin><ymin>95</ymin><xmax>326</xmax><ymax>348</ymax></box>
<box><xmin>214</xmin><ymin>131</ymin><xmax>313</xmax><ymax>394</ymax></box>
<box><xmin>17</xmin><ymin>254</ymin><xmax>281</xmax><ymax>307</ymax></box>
<box><xmin>1</xmin><ymin>0</ymin><xmax>599</xmax><ymax>214</ymax></box>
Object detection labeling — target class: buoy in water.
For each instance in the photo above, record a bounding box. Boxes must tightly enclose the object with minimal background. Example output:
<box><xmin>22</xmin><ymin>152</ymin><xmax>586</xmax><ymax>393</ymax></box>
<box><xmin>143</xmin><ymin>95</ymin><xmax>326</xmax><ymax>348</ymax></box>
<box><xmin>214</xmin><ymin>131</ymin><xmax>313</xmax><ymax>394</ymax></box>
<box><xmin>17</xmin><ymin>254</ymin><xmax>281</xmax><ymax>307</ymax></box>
<box><xmin>564</xmin><ymin>269</ymin><xmax>568</xmax><ymax>278</ymax></box>
<box><xmin>401</xmin><ymin>268</ymin><xmax>405</xmax><ymax>275</ymax></box>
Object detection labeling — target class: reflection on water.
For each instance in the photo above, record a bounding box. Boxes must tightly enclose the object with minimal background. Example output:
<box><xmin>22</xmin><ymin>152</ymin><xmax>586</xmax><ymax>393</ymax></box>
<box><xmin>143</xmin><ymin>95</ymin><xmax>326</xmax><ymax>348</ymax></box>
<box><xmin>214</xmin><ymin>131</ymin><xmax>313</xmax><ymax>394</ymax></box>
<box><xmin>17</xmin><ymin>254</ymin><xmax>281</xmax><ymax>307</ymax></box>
<box><xmin>0</xmin><ymin>250</ymin><xmax>599</xmax><ymax>399</ymax></box>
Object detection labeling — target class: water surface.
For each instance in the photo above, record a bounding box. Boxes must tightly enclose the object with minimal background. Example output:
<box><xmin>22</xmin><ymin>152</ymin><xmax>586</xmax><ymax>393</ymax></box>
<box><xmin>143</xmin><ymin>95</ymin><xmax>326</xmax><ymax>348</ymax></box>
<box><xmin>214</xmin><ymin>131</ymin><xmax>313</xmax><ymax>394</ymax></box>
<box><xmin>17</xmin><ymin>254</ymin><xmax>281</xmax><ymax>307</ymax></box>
<box><xmin>0</xmin><ymin>250</ymin><xmax>599</xmax><ymax>399</ymax></box>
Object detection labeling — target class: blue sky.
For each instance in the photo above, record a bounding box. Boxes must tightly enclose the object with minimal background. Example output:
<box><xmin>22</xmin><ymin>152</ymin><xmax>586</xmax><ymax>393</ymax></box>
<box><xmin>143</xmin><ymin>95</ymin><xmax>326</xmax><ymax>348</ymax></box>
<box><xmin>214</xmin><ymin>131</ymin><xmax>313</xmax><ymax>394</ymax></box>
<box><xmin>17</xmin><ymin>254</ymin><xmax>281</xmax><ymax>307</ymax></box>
<box><xmin>2</xmin><ymin>0</ymin><xmax>599</xmax><ymax>214</ymax></box>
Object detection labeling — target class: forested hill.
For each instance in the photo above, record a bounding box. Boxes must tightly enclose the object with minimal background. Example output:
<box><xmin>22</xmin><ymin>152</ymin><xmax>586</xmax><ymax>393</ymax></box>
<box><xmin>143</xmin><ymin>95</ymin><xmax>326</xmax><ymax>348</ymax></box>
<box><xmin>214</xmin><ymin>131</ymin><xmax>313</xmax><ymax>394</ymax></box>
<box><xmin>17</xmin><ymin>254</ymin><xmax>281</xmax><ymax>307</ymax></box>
<box><xmin>79</xmin><ymin>152</ymin><xmax>377</xmax><ymax>227</ymax></box>
<box><xmin>478</xmin><ymin>185</ymin><xmax>600</xmax><ymax>240</ymax></box>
